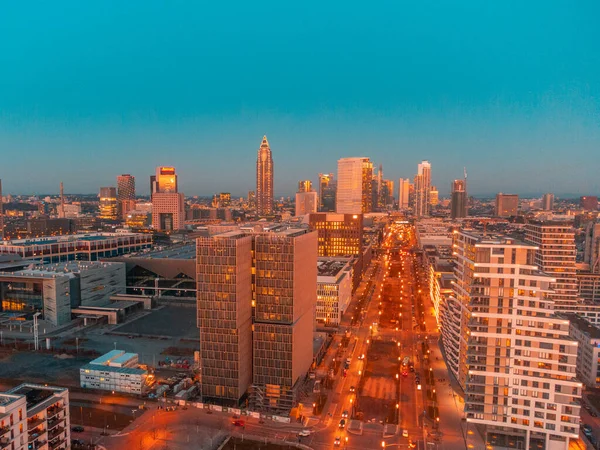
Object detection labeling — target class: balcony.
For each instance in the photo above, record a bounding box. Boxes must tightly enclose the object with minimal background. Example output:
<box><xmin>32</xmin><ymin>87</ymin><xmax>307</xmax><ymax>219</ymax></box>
<box><xmin>28</xmin><ymin>428</ymin><xmax>46</xmax><ymax>443</ymax></box>
<box><xmin>27</xmin><ymin>416</ymin><xmax>45</xmax><ymax>430</ymax></box>
<box><xmin>0</xmin><ymin>437</ymin><xmax>11</xmax><ymax>449</ymax></box>
<box><xmin>47</xmin><ymin>417</ymin><xmax>65</xmax><ymax>430</ymax></box>
<box><xmin>0</xmin><ymin>427</ymin><xmax>8</xmax><ymax>438</ymax></box>
<box><xmin>49</xmin><ymin>438</ymin><xmax>67</xmax><ymax>450</ymax></box>
<box><xmin>48</xmin><ymin>426</ymin><xmax>64</xmax><ymax>440</ymax></box>
<box><xmin>47</xmin><ymin>406</ymin><xmax>65</xmax><ymax>419</ymax></box>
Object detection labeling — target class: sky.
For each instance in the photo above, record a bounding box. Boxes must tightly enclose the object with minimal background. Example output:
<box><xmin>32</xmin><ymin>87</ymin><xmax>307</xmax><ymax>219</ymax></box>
<box><xmin>0</xmin><ymin>1</ymin><xmax>599</xmax><ymax>198</ymax></box>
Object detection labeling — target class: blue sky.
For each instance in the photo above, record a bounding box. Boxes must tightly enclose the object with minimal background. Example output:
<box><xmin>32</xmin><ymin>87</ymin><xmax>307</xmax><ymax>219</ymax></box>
<box><xmin>0</xmin><ymin>1</ymin><xmax>599</xmax><ymax>197</ymax></box>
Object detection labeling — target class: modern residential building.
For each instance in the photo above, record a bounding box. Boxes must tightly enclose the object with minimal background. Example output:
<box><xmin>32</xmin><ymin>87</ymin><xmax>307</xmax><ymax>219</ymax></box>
<box><xmin>398</xmin><ymin>178</ymin><xmax>410</xmax><ymax>210</ymax></box>
<box><xmin>495</xmin><ymin>193</ymin><xmax>519</xmax><ymax>217</ymax></box>
<box><xmin>525</xmin><ymin>221</ymin><xmax>580</xmax><ymax>310</ymax></box>
<box><xmin>577</xmin><ymin>272</ymin><xmax>600</xmax><ymax>303</ymax></box>
<box><xmin>450</xmin><ymin>179</ymin><xmax>468</xmax><ymax>219</ymax></box>
<box><xmin>542</xmin><ymin>193</ymin><xmax>554</xmax><ymax>211</ymax></box>
<box><xmin>336</xmin><ymin>157</ymin><xmax>373</xmax><ymax>214</ymax></box>
<box><xmin>584</xmin><ymin>222</ymin><xmax>600</xmax><ymax>272</ymax></box>
<box><xmin>80</xmin><ymin>350</ymin><xmax>149</xmax><ymax>394</ymax></box>
<box><xmin>256</xmin><ymin>136</ymin><xmax>274</xmax><ymax>215</ymax></box>
<box><xmin>1</xmin><ymin>383</ymin><xmax>71</xmax><ymax>450</ymax></box>
<box><xmin>252</xmin><ymin>229</ymin><xmax>317</xmax><ymax>411</ymax></box>
<box><xmin>196</xmin><ymin>231</ymin><xmax>254</xmax><ymax>403</ymax></box>
<box><xmin>98</xmin><ymin>186</ymin><xmax>118</xmax><ymax>220</ymax></box>
<box><xmin>564</xmin><ymin>314</ymin><xmax>600</xmax><ymax>389</ymax></box>
<box><xmin>117</xmin><ymin>174</ymin><xmax>136</xmax><ymax>219</ymax></box>
<box><xmin>318</xmin><ymin>173</ymin><xmax>336</xmax><ymax>212</ymax></box>
<box><xmin>580</xmin><ymin>196</ymin><xmax>598</xmax><ymax>212</ymax></box>
<box><xmin>0</xmin><ymin>232</ymin><xmax>151</xmax><ymax>263</ymax></box>
<box><xmin>316</xmin><ymin>258</ymin><xmax>352</xmax><ymax>326</ymax></box>
<box><xmin>450</xmin><ymin>231</ymin><xmax>581</xmax><ymax>450</ymax></box>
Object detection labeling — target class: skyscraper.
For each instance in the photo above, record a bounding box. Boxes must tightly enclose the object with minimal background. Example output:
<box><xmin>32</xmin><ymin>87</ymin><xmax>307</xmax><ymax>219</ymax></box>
<box><xmin>429</xmin><ymin>186</ymin><xmax>439</xmax><ymax>206</ymax></box>
<box><xmin>151</xmin><ymin>166</ymin><xmax>185</xmax><ymax>231</ymax></box>
<box><xmin>98</xmin><ymin>187</ymin><xmax>118</xmax><ymax>220</ymax></box>
<box><xmin>318</xmin><ymin>173</ymin><xmax>336</xmax><ymax>212</ymax></box>
<box><xmin>297</xmin><ymin>180</ymin><xmax>312</xmax><ymax>193</ymax></box>
<box><xmin>541</xmin><ymin>193</ymin><xmax>554</xmax><ymax>211</ymax></box>
<box><xmin>414</xmin><ymin>160</ymin><xmax>431</xmax><ymax>217</ymax></box>
<box><xmin>336</xmin><ymin>157</ymin><xmax>373</xmax><ymax>214</ymax></box>
<box><xmin>295</xmin><ymin>182</ymin><xmax>317</xmax><ymax>216</ymax></box>
<box><xmin>451</xmin><ymin>231</ymin><xmax>581</xmax><ymax>450</ymax></box>
<box><xmin>450</xmin><ymin>179</ymin><xmax>468</xmax><ymax>219</ymax></box>
<box><xmin>398</xmin><ymin>178</ymin><xmax>410</xmax><ymax>210</ymax></box>
<box><xmin>256</xmin><ymin>136</ymin><xmax>274</xmax><ymax>215</ymax></box>
<box><xmin>117</xmin><ymin>174</ymin><xmax>136</xmax><ymax>219</ymax></box>
<box><xmin>495</xmin><ymin>193</ymin><xmax>519</xmax><ymax>217</ymax></box>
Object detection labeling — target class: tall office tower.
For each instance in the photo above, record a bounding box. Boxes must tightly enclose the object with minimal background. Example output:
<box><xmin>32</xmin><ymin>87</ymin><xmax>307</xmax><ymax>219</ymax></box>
<box><xmin>398</xmin><ymin>178</ymin><xmax>410</xmax><ymax>210</ymax></box>
<box><xmin>450</xmin><ymin>179</ymin><xmax>468</xmax><ymax>219</ymax></box>
<box><xmin>247</xmin><ymin>191</ymin><xmax>256</xmax><ymax>208</ymax></box>
<box><xmin>197</xmin><ymin>232</ymin><xmax>254</xmax><ymax>403</ymax></box>
<box><xmin>525</xmin><ymin>221</ymin><xmax>580</xmax><ymax>310</ymax></box>
<box><xmin>58</xmin><ymin>181</ymin><xmax>66</xmax><ymax>218</ymax></box>
<box><xmin>318</xmin><ymin>173</ymin><xmax>336</xmax><ymax>212</ymax></box>
<box><xmin>308</xmin><ymin>213</ymin><xmax>363</xmax><ymax>257</ymax></box>
<box><xmin>429</xmin><ymin>186</ymin><xmax>439</xmax><ymax>206</ymax></box>
<box><xmin>151</xmin><ymin>166</ymin><xmax>185</xmax><ymax>231</ymax></box>
<box><xmin>542</xmin><ymin>193</ymin><xmax>554</xmax><ymax>211</ymax></box>
<box><xmin>381</xmin><ymin>179</ymin><xmax>394</xmax><ymax>207</ymax></box>
<box><xmin>252</xmin><ymin>229</ymin><xmax>317</xmax><ymax>411</ymax></box>
<box><xmin>297</xmin><ymin>180</ymin><xmax>312</xmax><ymax>193</ymax></box>
<box><xmin>336</xmin><ymin>157</ymin><xmax>373</xmax><ymax>214</ymax></box>
<box><xmin>0</xmin><ymin>179</ymin><xmax>3</xmax><ymax>241</ymax></box>
<box><xmin>98</xmin><ymin>187</ymin><xmax>118</xmax><ymax>220</ymax></box>
<box><xmin>295</xmin><ymin>191</ymin><xmax>318</xmax><ymax>216</ymax></box>
<box><xmin>414</xmin><ymin>160</ymin><xmax>431</xmax><ymax>217</ymax></box>
<box><xmin>451</xmin><ymin>231</ymin><xmax>581</xmax><ymax>450</ymax></box>
<box><xmin>580</xmin><ymin>196</ymin><xmax>599</xmax><ymax>211</ymax></box>
<box><xmin>495</xmin><ymin>193</ymin><xmax>519</xmax><ymax>217</ymax></box>
<box><xmin>256</xmin><ymin>135</ymin><xmax>274</xmax><ymax>215</ymax></box>
<box><xmin>408</xmin><ymin>183</ymin><xmax>415</xmax><ymax>209</ymax></box>
<box><xmin>584</xmin><ymin>222</ymin><xmax>600</xmax><ymax>272</ymax></box>
<box><xmin>117</xmin><ymin>174</ymin><xmax>136</xmax><ymax>219</ymax></box>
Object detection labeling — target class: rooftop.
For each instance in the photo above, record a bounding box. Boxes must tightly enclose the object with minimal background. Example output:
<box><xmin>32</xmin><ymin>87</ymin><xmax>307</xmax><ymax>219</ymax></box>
<box><xmin>7</xmin><ymin>383</ymin><xmax>67</xmax><ymax>410</ymax></box>
<box><xmin>80</xmin><ymin>363</ymin><xmax>148</xmax><ymax>375</ymax></box>
<box><xmin>564</xmin><ymin>313</ymin><xmax>600</xmax><ymax>340</ymax></box>
<box><xmin>317</xmin><ymin>258</ymin><xmax>351</xmax><ymax>277</ymax></box>
<box><xmin>142</xmin><ymin>244</ymin><xmax>196</xmax><ymax>260</ymax></box>
<box><xmin>0</xmin><ymin>232</ymin><xmax>149</xmax><ymax>247</ymax></box>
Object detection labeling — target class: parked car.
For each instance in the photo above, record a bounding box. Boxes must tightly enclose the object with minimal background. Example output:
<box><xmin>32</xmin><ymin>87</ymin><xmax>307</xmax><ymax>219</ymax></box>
<box><xmin>71</xmin><ymin>426</ymin><xmax>84</xmax><ymax>433</ymax></box>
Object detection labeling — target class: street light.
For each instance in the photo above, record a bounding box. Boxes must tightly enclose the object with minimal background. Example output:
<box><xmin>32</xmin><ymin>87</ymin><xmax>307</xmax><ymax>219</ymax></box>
<box><xmin>381</xmin><ymin>441</ymin><xmax>386</xmax><ymax>449</ymax></box>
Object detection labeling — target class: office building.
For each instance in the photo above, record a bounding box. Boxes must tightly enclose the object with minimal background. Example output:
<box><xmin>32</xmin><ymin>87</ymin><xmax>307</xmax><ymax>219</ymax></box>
<box><xmin>525</xmin><ymin>221</ymin><xmax>580</xmax><ymax>310</ymax></box>
<box><xmin>196</xmin><ymin>231</ymin><xmax>254</xmax><ymax>403</ymax></box>
<box><xmin>98</xmin><ymin>187</ymin><xmax>118</xmax><ymax>220</ymax></box>
<box><xmin>1</xmin><ymin>383</ymin><xmax>70</xmax><ymax>450</ymax></box>
<box><xmin>429</xmin><ymin>186</ymin><xmax>439</xmax><ymax>206</ymax></box>
<box><xmin>153</xmin><ymin>166</ymin><xmax>178</xmax><ymax>194</ymax></box>
<box><xmin>80</xmin><ymin>350</ymin><xmax>149</xmax><ymax>394</ymax></box>
<box><xmin>295</xmin><ymin>191</ymin><xmax>318</xmax><ymax>216</ymax></box>
<box><xmin>580</xmin><ymin>196</ymin><xmax>598</xmax><ymax>212</ymax></box>
<box><xmin>495</xmin><ymin>193</ymin><xmax>519</xmax><ymax>217</ymax></box>
<box><xmin>318</xmin><ymin>173</ymin><xmax>337</xmax><ymax>212</ymax></box>
<box><xmin>450</xmin><ymin>179</ymin><xmax>468</xmax><ymax>219</ymax></box>
<box><xmin>414</xmin><ymin>160</ymin><xmax>431</xmax><ymax>217</ymax></box>
<box><xmin>316</xmin><ymin>258</ymin><xmax>352</xmax><ymax>326</ymax></box>
<box><xmin>451</xmin><ymin>231</ymin><xmax>581</xmax><ymax>450</ymax></box>
<box><xmin>336</xmin><ymin>157</ymin><xmax>373</xmax><ymax>214</ymax></box>
<box><xmin>565</xmin><ymin>314</ymin><xmax>600</xmax><ymax>389</ymax></box>
<box><xmin>398</xmin><ymin>178</ymin><xmax>410</xmax><ymax>210</ymax></box>
<box><xmin>151</xmin><ymin>167</ymin><xmax>185</xmax><ymax>231</ymax></box>
<box><xmin>252</xmin><ymin>229</ymin><xmax>317</xmax><ymax>411</ymax></box>
<box><xmin>247</xmin><ymin>191</ymin><xmax>256</xmax><ymax>208</ymax></box>
<box><xmin>256</xmin><ymin>136</ymin><xmax>274</xmax><ymax>215</ymax></box>
<box><xmin>308</xmin><ymin>213</ymin><xmax>363</xmax><ymax>257</ymax></box>
<box><xmin>542</xmin><ymin>193</ymin><xmax>554</xmax><ymax>211</ymax></box>
<box><xmin>297</xmin><ymin>180</ymin><xmax>312</xmax><ymax>193</ymax></box>
<box><xmin>381</xmin><ymin>179</ymin><xmax>394</xmax><ymax>208</ymax></box>
<box><xmin>117</xmin><ymin>174</ymin><xmax>136</xmax><ymax>219</ymax></box>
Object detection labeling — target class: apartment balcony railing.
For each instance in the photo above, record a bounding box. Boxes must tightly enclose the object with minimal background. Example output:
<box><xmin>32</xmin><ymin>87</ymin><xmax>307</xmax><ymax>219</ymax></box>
<box><xmin>48</xmin><ymin>426</ymin><xmax>64</xmax><ymax>440</ymax></box>
<box><xmin>0</xmin><ymin>427</ymin><xmax>8</xmax><ymax>438</ymax></box>
<box><xmin>28</xmin><ymin>428</ymin><xmax>46</xmax><ymax>443</ymax></box>
<box><xmin>27</xmin><ymin>417</ymin><xmax>45</xmax><ymax>430</ymax></box>
<box><xmin>49</xmin><ymin>438</ymin><xmax>67</xmax><ymax>450</ymax></box>
<box><xmin>0</xmin><ymin>437</ymin><xmax>11</xmax><ymax>450</ymax></box>
<box><xmin>47</xmin><ymin>416</ymin><xmax>65</xmax><ymax>431</ymax></box>
<box><xmin>47</xmin><ymin>406</ymin><xmax>65</xmax><ymax>420</ymax></box>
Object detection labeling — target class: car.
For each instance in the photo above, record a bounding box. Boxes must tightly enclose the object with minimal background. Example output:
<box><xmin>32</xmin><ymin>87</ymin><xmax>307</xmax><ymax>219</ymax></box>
<box><xmin>334</xmin><ymin>437</ymin><xmax>342</xmax><ymax>446</ymax></box>
<box><xmin>349</xmin><ymin>385</ymin><xmax>356</xmax><ymax>392</ymax></box>
<box><xmin>71</xmin><ymin>439</ymin><xmax>85</xmax><ymax>447</ymax></box>
<box><xmin>403</xmin><ymin>429</ymin><xmax>409</xmax><ymax>437</ymax></box>
<box><xmin>342</xmin><ymin>410</ymin><xmax>349</xmax><ymax>418</ymax></box>
<box><xmin>298</xmin><ymin>429</ymin><xmax>311</xmax><ymax>437</ymax></box>
<box><xmin>358</xmin><ymin>354</ymin><xmax>365</xmax><ymax>360</ymax></box>
<box><xmin>71</xmin><ymin>426</ymin><xmax>84</xmax><ymax>433</ymax></box>
<box><xmin>339</xmin><ymin>419</ymin><xmax>346</xmax><ymax>429</ymax></box>
<box><xmin>402</xmin><ymin>371</ymin><xmax>408</xmax><ymax>377</ymax></box>
<box><xmin>232</xmin><ymin>420</ymin><xmax>245</xmax><ymax>427</ymax></box>
<box><xmin>409</xmin><ymin>366</ymin><xmax>415</xmax><ymax>372</ymax></box>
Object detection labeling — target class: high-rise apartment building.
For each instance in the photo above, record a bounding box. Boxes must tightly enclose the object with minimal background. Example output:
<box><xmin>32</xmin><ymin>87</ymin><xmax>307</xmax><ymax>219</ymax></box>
<box><xmin>318</xmin><ymin>173</ymin><xmax>336</xmax><ymax>212</ymax></box>
<box><xmin>525</xmin><ymin>221</ymin><xmax>580</xmax><ymax>310</ymax></box>
<box><xmin>117</xmin><ymin>174</ymin><xmax>136</xmax><ymax>219</ymax></box>
<box><xmin>398</xmin><ymin>178</ymin><xmax>410</xmax><ymax>210</ymax></box>
<box><xmin>450</xmin><ymin>179</ymin><xmax>468</xmax><ymax>219</ymax></box>
<box><xmin>98</xmin><ymin>187</ymin><xmax>118</xmax><ymax>220</ymax></box>
<box><xmin>197</xmin><ymin>232</ymin><xmax>253</xmax><ymax>403</ymax></box>
<box><xmin>414</xmin><ymin>160</ymin><xmax>431</xmax><ymax>217</ymax></box>
<box><xmin>580</xmin><ymin>196</ymin><xmax>599</xmax><ymax>212</ymax></box>
<box><xmin>450</xmin><ymin>231</ymin><xmax>581</xmax><ymax>450</ymax></box>
<box><xmin>495</xmin><ymin>193</ymin><xmax>519</xmax><ymax>217</ymax></box>
<box><xmin>336</xmin><ymin>157</ymin><xmax>372</xmax><ymax>214</ymax></box>
<box><xmin>151</xmin><ymin>167</ymin><xmax>185</xmax><ymax>231</ymax></box>
<box><xmin>252</xmin><ymin>229</ymin><xmax>317</xmax><ymax>411</ymax></box>
<box><xmin>256</xmin><ymin>136</ymin><xmax>274</xmax><ymax>215</ymax></box>
<box><xmin>542</xmin><ymin>193</ymin><xmax>554</xmax><ymax>211</ymax></box>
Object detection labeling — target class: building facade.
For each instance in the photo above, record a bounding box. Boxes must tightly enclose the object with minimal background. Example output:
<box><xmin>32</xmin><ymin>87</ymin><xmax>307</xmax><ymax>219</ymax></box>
<box><xmin>295</xmin><ymin>191</ymin><xmax>318</xmax><ymax>216</ymax></box>
<box><xmin>308</xmin><ymin>213</ymin><xmax>363</xmax><ymax>257</ymax></box>
<box><xmin>565</xmin><ymin>314</ymin><xmax>600</xmax><ymax>389</ymax></box>
<box><xmin>256</xmin><ymin>136</ymin><xmax>274</xmax><ymax>215</ymax></box>
<box><xmin>580</xmin><ymin>196</ymin><xmax>598</xmax><ymax>212</ymax></box>
<box><xmin>414</xmin><ymin>160</ymin><xmax>431</xmax><ymax>217</ymax></box>
<box><xmin>542</xmin><ymin>193</ymin><xmax>554</xmax><ymax>211</ymax></box>
<box><xmin>151</xmin><ymin>192</ymin><xmax>185</xmax><ymax>231</ymax></box>
<box><xmin>318</xmin><ymin>173</ymin><xmax>336</xmax><ymax>212</ymax></box>
<box><xmin>80</xmin><ymin>350</ymin><xmax>149</xmax><ymax>394</ymax></box>
<box><xmin>450</xmin><ymin>231</ymin><xmax>581</xmax><ymax>450</ymax></box>
<box><xmin>398</xmin><ymin>178</ymin><xmax>410</xmax><ymax>210</ymax></box>
<box><xmin>117</xmin><ymin>174</ymin><xmax>136</xmax><ymax>219</ymax></box>
<box><xmin>316</xmin><ymin>258</ymin><xmax>352</xmax><ymax>326</ymax></box>
<box><xmin>495</xmin><ymin>193</ymin><xmax>519</xmax><ymax>217</ymax></box>
<box><xmin>99</xmin><ymin>187</ymin><xmax>118</xmax><ymax>220</ymax></box>
<box><xmin>336</xmin><ymin>157</ymin><xmax>372</xmax><ymax>214</ymax></box>
<box><xmin>450</xmin><ymin>179</ymin><xmax>468</xmax><ymax>219</ymax></box>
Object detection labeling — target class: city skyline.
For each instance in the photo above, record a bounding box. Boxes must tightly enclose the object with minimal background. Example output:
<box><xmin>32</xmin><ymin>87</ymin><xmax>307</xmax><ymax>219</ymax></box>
<box><xmin>1</xmin><ymin>2</ymin><xmax>599</xmax><ymax>197</ymax></box>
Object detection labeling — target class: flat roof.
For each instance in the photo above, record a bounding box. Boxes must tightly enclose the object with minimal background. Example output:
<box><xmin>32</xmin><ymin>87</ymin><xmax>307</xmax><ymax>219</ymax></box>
<box><xmin>7</xmin><ymin>383</ymin><xmax>67</xmax><ymax>409</ymax></box>
<box><xmin>111</xmin><ymin>353</ymin><xmax>138</xmax><ymax>365</ymax></box>
<box><xmin>89</xmin><ymin>350</ymin><xmax>125</xmax><ymax>366</ymax></box>
<box><xmin>317</xmin><ymin>259</ymin><xmax>350</xmax><ymax>277</ymax></box>
<box><xmin>565</xmin><ymin>313</ymin><xmax>600</xmax><ymax>340</ymax></box>
<box><xmin>0</xmin><ymin>232</ymin><xmax>149</xmax><ymax>247</ymax></box>
<box><xmin>80</xmin><ymin>363</ymin><xmax>147</xmax><ymax>375</ymax></box>
<box><xmin>140</xmin><ymin>244</ymin><xmax>196</xmax><ymax>260</ymax></box>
